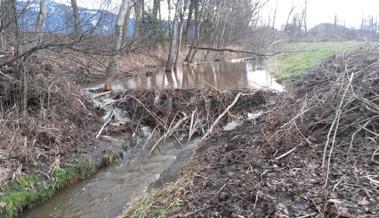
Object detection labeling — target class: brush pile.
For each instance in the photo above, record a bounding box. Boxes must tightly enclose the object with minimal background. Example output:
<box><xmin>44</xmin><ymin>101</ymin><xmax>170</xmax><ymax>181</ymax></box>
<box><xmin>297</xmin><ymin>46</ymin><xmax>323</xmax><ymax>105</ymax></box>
<box><xmin>267</xmin><ymin>48</ymin><xmax>379</xmax><ymax>178</ymax></box>
<box><xmin>263</xmin><ymin>47</ymin><xmax>379</xmax><ymax>216</ymax></box>
<box><xmin>126</xmin><ymin>48</ymin><xmax>378</xmax><ymax>218</ymax></box>
<box><xmin>0</xmin><ymin>56</ymin><xmax>98</xmax><ymax>187</ymax></box>
<box><xmin>109</xmin><ymin>89</ymin><xmax>278</xmax><ymax>143</ymax></box>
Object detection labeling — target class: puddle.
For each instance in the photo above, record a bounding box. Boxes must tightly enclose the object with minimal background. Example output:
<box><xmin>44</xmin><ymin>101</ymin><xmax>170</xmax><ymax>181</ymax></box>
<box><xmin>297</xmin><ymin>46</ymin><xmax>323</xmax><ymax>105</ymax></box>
<box><xmin>109</xmin><ymin>62</ymin><xmax>283</xmax><ymax>92</ymax></box>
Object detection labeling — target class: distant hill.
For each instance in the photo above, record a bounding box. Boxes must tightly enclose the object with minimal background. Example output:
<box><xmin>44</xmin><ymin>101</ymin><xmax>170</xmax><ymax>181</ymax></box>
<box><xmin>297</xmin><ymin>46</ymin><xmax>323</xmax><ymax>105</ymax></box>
<box><xmin>309</xmin><ymin>23</ymin><xmax>378</xmax><ymax>41</ymax></box>
<box><xmin>16</xmin><ymin>0</ymin><xmax>135</xmax><ymax>35</ymax></box>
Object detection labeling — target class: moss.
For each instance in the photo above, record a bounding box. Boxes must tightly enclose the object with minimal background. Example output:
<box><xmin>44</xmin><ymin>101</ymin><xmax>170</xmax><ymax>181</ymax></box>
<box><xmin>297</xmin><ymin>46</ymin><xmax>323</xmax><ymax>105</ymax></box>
<box><xmin>267</xmin><ymin>41</ymin><xmax>362</xmax><ymax>81</ymax></box>
<box><xmin>0</xmin><ymin>156</ymin><xmax>96</xmax><ymax>218</ymax></box>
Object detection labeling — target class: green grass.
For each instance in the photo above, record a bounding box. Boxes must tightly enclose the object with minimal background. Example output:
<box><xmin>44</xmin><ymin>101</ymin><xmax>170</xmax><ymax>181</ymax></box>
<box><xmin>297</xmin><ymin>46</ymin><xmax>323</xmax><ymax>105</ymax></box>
<box><xmin>267</xmin><ymin>41</ymin><xmax>362</xmax><ymax>81</ymax></box>
<box><xmin>0</xmin><ymin>157</ymin><xmax>95</xmax><ymax>218</ymax></box>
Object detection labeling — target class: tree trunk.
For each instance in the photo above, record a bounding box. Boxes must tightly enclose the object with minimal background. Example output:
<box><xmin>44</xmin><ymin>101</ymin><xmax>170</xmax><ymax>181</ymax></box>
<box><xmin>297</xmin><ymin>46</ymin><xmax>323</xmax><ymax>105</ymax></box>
<box><xmin>104</xmin><ymin>0</ymin><xmax>130</xmax><ymax>90</ymax></box>
<box><xmin>165</xmin><ymin>0</ymin><xmax>182</xmax><ymax>72</ymax></box>
<box><xmin>0</xmin><ymin>0</ymin><xmax>4</xmax><ymax>50</ymax></box>
<box><xmin>133</xmin><ymin>0</ymin><xmax>143</xmax><ymax>40</ymax></box>
<box><xmin>122</xmin><ymin>4</ymin><xmax>132</xmax><ymax>46</ymax></box>
<box><xmin>284</xmin><ymin>1</ymin><xmax>295</xmax><ymax>32</ymax></box>
<box><xmin>167</xmin><ymin>0</ymin><xmax>171</xmax><ymax>21</ymax></box>
<box><xmin>272</xmin><ymin>0</ymin><xmax>278</xmax><ymax>28</ymax></box>
<box><xmin>10</xmin><ymin>0</ymin><xmax>19</xmax><ymax>54</ymax></box>
<box><xmin>141</xmin><ymin>0</ymin><xmax>145</xmax><ymax>20</ymax></box>
<box><xmin>153</xmin><ymin>0</ymin><xmax>160</xmax><ymax>20</ymax></box>
<box><xmin>303</xmin><ymin>0</ymin><xmax>308</xmax><ymax>35</ymax></box>
<box><xmin>184</xmin><ymin>0</ymin><xmax>195</xmax><ymax>43</ymax></box>
<box><xmin>174</xmin><ymin>6</ymin><xmax>185</xmax><ymax>68</ymax></box>
<box><xmin>36</xmin><ymin>0</ymin><xmax>47</xmax><ymax>42</ymax></box>
<box><xmin>185</xmin><ymin>0</ymin><xmax>200</xmax><ymax>63</ymax></box>
<box><xmin>71</xmin><ymin>0</ymin><xmax>81</xmax><ymax>39</ymax></box>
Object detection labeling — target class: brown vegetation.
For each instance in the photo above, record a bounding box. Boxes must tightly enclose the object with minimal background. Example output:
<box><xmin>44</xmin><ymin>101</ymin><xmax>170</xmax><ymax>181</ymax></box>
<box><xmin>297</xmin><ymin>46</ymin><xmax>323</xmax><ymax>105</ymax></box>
<box><xmin>0</xmin><ymin>43</ymin><xmax>170</xmax><ymax>188</ymax></box>
<box><xmin>128</xmin><ymin>48</ymin><xmax>379</xmax><ymax>217</ymax></box>
<box><xmin>0</xmin><ymin>50</ymin><xmax>97</xmax><ymax>187</ymax></box>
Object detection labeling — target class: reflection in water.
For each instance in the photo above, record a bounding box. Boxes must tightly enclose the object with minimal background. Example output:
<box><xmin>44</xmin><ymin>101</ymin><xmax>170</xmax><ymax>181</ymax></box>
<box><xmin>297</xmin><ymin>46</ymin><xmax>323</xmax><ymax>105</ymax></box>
<box><xmin>246</xmin><ymin>64</ymin><xmax>284</xmax><ymax>92</ymax></box>
<box><xmin>112</xmin><ymin>62</ymin><xmax>283</xmax><ymax>92</ymax></box>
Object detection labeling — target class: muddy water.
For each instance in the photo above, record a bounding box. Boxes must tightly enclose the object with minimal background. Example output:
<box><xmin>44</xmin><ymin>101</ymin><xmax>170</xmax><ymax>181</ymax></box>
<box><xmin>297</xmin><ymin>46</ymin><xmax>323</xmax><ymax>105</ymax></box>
<box><xmin>112</xmin><ymin>61</ymin><xmax>283</xmax><ymax>92</ymax></box>
<box><xmin>24</xmin><ymin>138</ymin><xmax>197</xmax><ymax>218</ymax></box>
<box><xmin>23</xmin><ymin>61</ymin><xmax>282</xmax><ymax>218</ymax></box>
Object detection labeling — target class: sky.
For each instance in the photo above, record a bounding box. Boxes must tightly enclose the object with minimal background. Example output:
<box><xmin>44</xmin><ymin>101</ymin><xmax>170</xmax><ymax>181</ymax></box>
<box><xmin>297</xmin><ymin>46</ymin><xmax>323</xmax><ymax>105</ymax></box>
<box><xmin>55</xmin><ymin>0</ymin><xmax>379</xmax><ymax>29</ymax></box>
<box><xmin>263</xmin><ymin>0</ymin><xmax>379</xmax><ymax>29</ymax></box>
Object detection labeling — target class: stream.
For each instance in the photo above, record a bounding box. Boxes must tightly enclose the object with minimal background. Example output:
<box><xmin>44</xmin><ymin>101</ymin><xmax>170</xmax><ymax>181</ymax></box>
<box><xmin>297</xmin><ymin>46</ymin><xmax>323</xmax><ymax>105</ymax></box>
<box><xmin>23</xmin><ymin>61</ymin><xmax>283</xmax><ymax>218</ymax></box>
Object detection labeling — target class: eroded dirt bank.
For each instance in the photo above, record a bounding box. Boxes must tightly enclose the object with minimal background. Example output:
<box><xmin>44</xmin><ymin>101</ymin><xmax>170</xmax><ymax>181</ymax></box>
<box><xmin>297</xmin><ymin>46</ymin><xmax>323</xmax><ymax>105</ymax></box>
<box><xmin>126</xmin><ymin>48</ymin><xmax>379</xmax><ymax>218</ymax></box>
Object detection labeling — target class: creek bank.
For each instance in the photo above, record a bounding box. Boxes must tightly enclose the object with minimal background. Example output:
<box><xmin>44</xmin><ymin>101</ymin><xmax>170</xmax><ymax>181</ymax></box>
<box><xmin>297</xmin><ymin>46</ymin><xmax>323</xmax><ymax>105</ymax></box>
<box><xmin>0</xmin><ymin>138</ymin><xmax>126</xmax><ymax>218</ymax></box>
<box><xmin>0</xmin><ymin>44</ymin><xmax>174</xmax><ymax>218</ymax></box>
<box><xmin>0</xmin><ymin>43</ymin><xmax>268</xmax><ymax>218</ymax></box>
<box><xmin>125</xmin><ymin>47</ymin><xmax>379</xmax><ymax>218</ymax></box>
<box><xmin>21</xmin><ymin>58</ymin><xmax>281</xmax><ymax>217</ymax></box>
<box><xmin>23</xmin><ymin>87</ymin><xmax>279</xmax><ymax>218</ymax></box>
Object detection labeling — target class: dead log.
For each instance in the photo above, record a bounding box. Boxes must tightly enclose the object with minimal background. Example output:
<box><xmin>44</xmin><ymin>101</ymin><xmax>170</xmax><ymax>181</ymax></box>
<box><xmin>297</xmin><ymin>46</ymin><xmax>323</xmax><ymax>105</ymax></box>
<box><xmin>192</xmin><ymin>46</ymin><xmax>316</xmax><ymax>57</ymax></box>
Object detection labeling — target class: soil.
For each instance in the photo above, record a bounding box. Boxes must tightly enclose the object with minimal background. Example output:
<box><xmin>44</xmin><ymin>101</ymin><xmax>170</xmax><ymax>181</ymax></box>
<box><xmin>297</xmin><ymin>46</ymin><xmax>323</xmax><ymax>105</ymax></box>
<box><xmin>131</xmin><ymin>47</ymin><xmax>379</xmax><ymax>218</ymax></box>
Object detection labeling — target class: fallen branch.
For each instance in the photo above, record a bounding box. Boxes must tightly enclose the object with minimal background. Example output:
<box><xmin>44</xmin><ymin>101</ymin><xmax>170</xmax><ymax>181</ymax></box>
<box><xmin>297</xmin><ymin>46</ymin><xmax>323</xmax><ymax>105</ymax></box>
<box><xmin>96</xmin><ymin>111</ymin><xmax>113</xmax><ymax>138</ymax></box>
<box><xmin>195</xmin><ymin>47</ymin><xmax>269</xmax><ymax>56</ymax></box>
<box><xmin>188</xmin><ymin>109</ymin><xmax>199</xmax><ymax>142</ymax></box>
<box><xmin>275</xmin><ymin>147</ymin><xmax>298</xmax><ymax>160</ymax></box>
<box><xmin>0</xmin><ymin>70</ymin><xmax>13</xmax><ymax>80</ymax></box>
<box><xmin>132</xmin><ymin>96</ymin><xmax>167</xmax><ymax>130</ymax></box>
<box><xmin>0</xmin><ymin>42</ymin><xmax>77</xmax><ymax>68</ymax></box>
<box><xmin>91</xmin><ymin>91</ymin><xmax>112</xmax><ymax>99</ymax></box>
<box><xmin>150</xmin><ymin>115</ymin><xmax>189</xmax><ymax>154</ymax></box>
<box><xmin>201</xmin><ymin>92</ymin><xmax>242</xmax><ymax>141</ymax></box>
<box><xmin>367</xmin><ymin>176</ymin><xmax>379</xmax><ymax>187</ymax></box>
<box><xmin>323</xmin><ymin>72</ymin><xmax>355</xmax><ymax>187</ymax></box>
<box><xmin>372</xmin><ymin>145</ymin><xmax>379</xmax><ymax>165</ymax></box>
<box><xmin>193</xmin><ymin>46</ymin><xmax>316</xmax><ymax>57</ymax></box>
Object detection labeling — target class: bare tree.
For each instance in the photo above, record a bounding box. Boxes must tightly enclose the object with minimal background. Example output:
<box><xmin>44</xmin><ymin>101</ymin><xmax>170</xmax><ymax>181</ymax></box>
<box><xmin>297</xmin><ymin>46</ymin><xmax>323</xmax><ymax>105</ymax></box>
<box><xmin>182</xmin><ymin>0</ymin><xmax>269</xmax><ymax>62</ymax></box>
<box><xmin>153</xmin><ymin>0</ymin><xmax>161</xmax><ymax>20</ymax></box>
<box><xmin>184</xmin><ymin>0</ymin><xmax>195</xmax><ymax>43</ymax></box>
<box><xmin>122</xmin><ymin>3</ymin><xmax>132</xmax><ymax>45</ymax></box>
<box><xmin>166</xmin><ymin>0</ymin><xmax>183</xmax><ymax>71</ymax></box>
<box><xmin>0</xmin><ymin>0</ymin><xmax>4</xmax><ymax>49</ymax></box>
<box><xmin>284</xmin><ymin>0</ymin><xmax>295</xmax><ymax>32</ymax></box>
<box><xmin>10</xmin><ymin>0</ymin><xmax>18</xmax><ymax>53</ymax></box>
<box><xmin>167</xmin><ymin>0</ymin><xmax>171</xmax><ymax>21</ymax></box>
<box><xmin>36</xmin><ymin>0</ymin><xmax>47</xmax><ymax>42</ymax></box>
<box><xmin>334</xmin><ymin>14</ymin><xmax>338</xmax><ymax>27</ymax></box>
<box><xmin>302</xmin><ymin>0</ymin><xmax>308</xmax><ymax>34</ymax></box>
<box><xmin>133</xmin><ymin>0</ymin><xmax>143</xmax><ymax>40</ymax></box>
<box><xmin>185</xmin><ymin>0</ymin><xmax>202</xmax><ymax>63</ymax></box>
<box><xmin>71</xmin><ymin>0</ymin><xmax>82</xmax><ymax>38</ymax></box>
<box><xmin>361</xmin><ymin>12</ymin><xmax>365</xmax><ymax>30</ymax></box>
<box><xmin>105</xmin><ymin>0</ymin><xmax>131</xmax><ymax>90</ymax></box>
<box><xmin>174</xmin><ymin>0</ymin><xmax>188</xmax><ymax>67</ymax></box>
<box><xmin>272</xmin><ymin>0</ymin><xmax>278</xmax><ymax>28</ymax></box>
